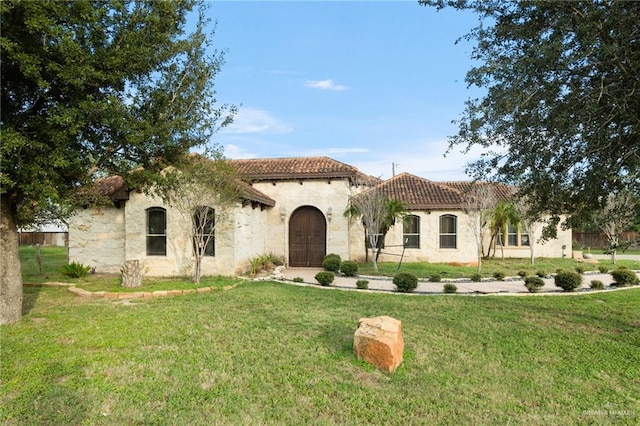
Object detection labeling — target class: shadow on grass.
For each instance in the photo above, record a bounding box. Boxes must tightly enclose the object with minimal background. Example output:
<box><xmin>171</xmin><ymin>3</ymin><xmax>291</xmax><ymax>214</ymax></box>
<box><xmin>22</xmin><ymin>285</ymin><xmax>41</xmax><ymax>316</ymax></box>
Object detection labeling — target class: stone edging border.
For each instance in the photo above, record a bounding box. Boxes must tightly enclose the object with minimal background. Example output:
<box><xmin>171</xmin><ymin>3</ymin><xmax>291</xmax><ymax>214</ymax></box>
<box><xmin>23</xmin><ymin>281</ymin><xmax>242</xmax><ymax>299</ymax></box>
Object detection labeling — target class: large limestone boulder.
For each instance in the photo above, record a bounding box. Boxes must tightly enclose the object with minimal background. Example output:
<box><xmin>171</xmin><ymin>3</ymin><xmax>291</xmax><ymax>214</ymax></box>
<box><xmin>353</xmin><ymin>316</ymin><xmax>404</xmax><ymax>373</ymax></box>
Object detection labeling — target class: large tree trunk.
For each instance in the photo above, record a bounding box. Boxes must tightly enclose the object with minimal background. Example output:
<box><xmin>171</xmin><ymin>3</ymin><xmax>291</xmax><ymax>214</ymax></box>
<box><xmin>1</xmin><ymin>194</ymin><xmax>23</xmax><ymax>325</ymax></box>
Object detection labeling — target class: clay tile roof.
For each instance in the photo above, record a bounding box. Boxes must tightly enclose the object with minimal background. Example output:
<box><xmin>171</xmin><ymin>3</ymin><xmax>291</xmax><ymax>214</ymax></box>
<box><xmin>372</xmin><ymin>173</ymin><xmax>467</xmax><ymax>209</ymax></box>
<box><xmin>440</xmin><ymin>181</ymin><xmax>516</xmax><ymax>201</ymax></box>
<box><xmin>94</xmin><ymin>175</ymin><xmax>129</xmax><ymax>200</ymax></box>
<box><xmin>367</xmin><ymin>173</ymin><xmax>516</xmax><ymax>210</ymax></box>
<box><xmin>229</xmin><ymin>156</ymin><xmax>375</xmax><ymax>183</ymax></box>
<box><xmin>93</xmin><ymin>174</ymin><xmax>275</xmax><ymax>207</ymax></box>
<box><xmin>236</xmin><ymin>180</ymin><xmax>276</xmax><ymax>207</ymax></box>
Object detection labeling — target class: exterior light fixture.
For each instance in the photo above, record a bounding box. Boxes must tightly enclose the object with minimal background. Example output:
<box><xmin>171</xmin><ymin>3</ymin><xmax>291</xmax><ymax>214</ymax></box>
<box><xmin>327</xmin><ymin>207</ymin><xmax>333</xmax><ymax>222</ymax></box>
<box><xmin>280</xmin><ymin>207</ymin><xmax>287</xmax><ymax>222</ymax></box>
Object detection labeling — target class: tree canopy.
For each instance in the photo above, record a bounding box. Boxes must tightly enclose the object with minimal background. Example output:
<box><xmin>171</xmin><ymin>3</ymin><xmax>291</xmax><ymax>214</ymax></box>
<box><xmin>0</xmin><ymin>0</ymin><xmax>234</xmax><ymax>324</ymax></box>
<box><xmin>420</xmin><ymin>0</ymin><xmax>640</xmax><ymax>233</ymax></box>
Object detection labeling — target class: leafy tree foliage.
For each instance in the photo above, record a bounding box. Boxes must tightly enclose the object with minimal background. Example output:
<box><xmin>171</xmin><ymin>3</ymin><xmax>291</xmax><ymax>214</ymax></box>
<box><xmin>420</xmin><ymin>1</ymin><xmax>640</xmax><ymax>235</ymax></box>
<box><xmin>0</xmin><ymin>0</ymin><xmax>234</xmax><ymax>324</ymax></box>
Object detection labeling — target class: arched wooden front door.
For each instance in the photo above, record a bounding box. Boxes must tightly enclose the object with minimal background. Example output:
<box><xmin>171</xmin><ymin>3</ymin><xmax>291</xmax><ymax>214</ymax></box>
<box><xmin>289</xmin><ymin>206</ymin><xmax>326</xmax><ymax>267</ymax></box>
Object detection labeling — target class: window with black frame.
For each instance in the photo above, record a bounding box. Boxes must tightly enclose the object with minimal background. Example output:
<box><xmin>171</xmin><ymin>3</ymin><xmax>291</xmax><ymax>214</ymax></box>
<box><xmin>403</xmin><ymin>215</ymin><xmax>420</xmax><ymax>248</ymax></box>
<box><xmin>439</xmin><ymin>214</ymin><xmax>457</xmax><ymax>249</ymax></box>
<box><xmin>146</xmin><ymin>207</ymin><xmax>167</xmax><ymax>256</ymax></box>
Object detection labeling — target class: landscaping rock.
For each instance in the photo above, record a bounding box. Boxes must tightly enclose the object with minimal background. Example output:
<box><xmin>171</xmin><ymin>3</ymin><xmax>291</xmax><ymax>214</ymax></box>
<box><xmin>353</xmin><ymin>316</ymin><xmax>403</xmax><ymax>373</ymax></box>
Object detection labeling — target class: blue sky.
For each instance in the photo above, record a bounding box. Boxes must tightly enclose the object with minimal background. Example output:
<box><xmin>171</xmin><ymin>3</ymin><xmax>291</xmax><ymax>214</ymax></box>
<box><xmin>206</xmin><ymin>1</ymin><xmax>485</xmax><ymax>181</ymax></box>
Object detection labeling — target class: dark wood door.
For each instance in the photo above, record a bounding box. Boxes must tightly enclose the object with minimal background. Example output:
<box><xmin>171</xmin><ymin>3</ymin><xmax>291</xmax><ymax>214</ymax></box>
<box><xmin>289</xmin><ymin>207</ymin><xmax>326</xmax><ymax>267</ymax></box>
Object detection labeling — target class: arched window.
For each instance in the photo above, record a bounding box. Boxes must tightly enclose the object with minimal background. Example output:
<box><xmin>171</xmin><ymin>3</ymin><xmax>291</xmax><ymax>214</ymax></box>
<box><xmin>193</xmin><ymin>206</ymin><xmax>215</xmax><ymax>257</ymax></box>
<box><xmin>439</xmin><ymin>215</ymin><xmax>457</xmax><ymax>249</ymax></box>
<box><xmin>403</xmin><ymin>215</ymin><xmax>420</xmax><ymax>248</ymax></box>
<box><xmin>146</xmin><ymin>207</ymin><xmax>166</xmax><ymax>256</ymax></box>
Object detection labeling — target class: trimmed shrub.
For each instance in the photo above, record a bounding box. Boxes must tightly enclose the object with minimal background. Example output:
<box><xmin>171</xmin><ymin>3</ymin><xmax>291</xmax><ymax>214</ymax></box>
<box><xmin>470</xmin><ymin>272</ymin><xmax>482</xmax><ymax>282</ymax></box>
<box><xmin>393</xmin><ymin>272</ymin><xmax>418</xmax><ymax>293</ymax></box>
<box><xmin>443</xmin><ymin>283</ymin><xmax>457</xmax><ymax>294</ymax></box>
<box><xmin>517</xmin><ymin>270</ymin><xmax>527</xmax><ymax>278</ymax></box>
<box><xmin>322</xmin><ymin>254</ymin><xmax>341</xmax><ymax>272</ymax></box>
<box><xmin>536</xmin><ymin>270</ymin><xmax>547</xmax><ymax>278</ymax></box>
<box><xmin>292</xmin><ymin>277</ymin><xmax>304</xmax><ymax>283</ymax></box>
<box><xmin>429</xmin><ymin>273</ymin><xmax>442</xmax><ymax>282</ymax></box>
<box><xmin>575</xmin><ymin>265</ymin><xmax>586</xmax><ymax>274</ymax></box>
<box><xmin>340</xmin><ymin>261</ymin><xmax>358</xmax><ymax>277</ymax></box>
<box><xmin>355</xmin><ymin>280</ymin><xmax>369</xmax><ymax>290</ymax></box>
<box><xmin>554</xmin><ymin>270</ymin><xmax>582</xmax><ymax>292</ymax></box>
<box><xmin>598</xmin><ymin>265</ymin><xmax>609</xmax><ymax>274</ymax></box>
<box><xmin>610</xmin><ymin>269</ymin><xmax>639</xmax><ymax>287</ymax></box>
<box><xmin>314</xmin><ymin>271</ymin><xmax>335</xmax><ymax>286</ymax></box>
<box><xmin>590</xmin><ymin>280</ymin><xmax>604</xmax><ymax>290</ymax></box>
<box><xmin>493</xmin><ymin>271</ymin><xmax>506</xmax><ymax>281</ymax></box>
<box><xmin>524</xmin><ymin>276</ymin><xmax>545</xmax><ymax>293</ymax></box>
<box><xmin>62</xmin><ymin>262</ymin><xmax>91</xmax><ymax>278</ymax></box>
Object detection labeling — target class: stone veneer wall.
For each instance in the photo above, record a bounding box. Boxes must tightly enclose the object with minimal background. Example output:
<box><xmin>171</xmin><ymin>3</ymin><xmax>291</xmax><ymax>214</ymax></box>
<box><xmin>250</xmin><ymin>178</ymin><xmax>357</xmax><ymax>264</ymax></box>
<box><xmin>68</xmin><ymin>206</ymin><xmax>125</xmax><ymax>273</ymax></box>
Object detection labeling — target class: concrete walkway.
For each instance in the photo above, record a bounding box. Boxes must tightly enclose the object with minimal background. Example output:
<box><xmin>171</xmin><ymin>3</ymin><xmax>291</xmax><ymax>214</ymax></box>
<box><xmin>280</xmin><ymin>267</ymin><xmax>640</xmax><ymax>295</ymax></box>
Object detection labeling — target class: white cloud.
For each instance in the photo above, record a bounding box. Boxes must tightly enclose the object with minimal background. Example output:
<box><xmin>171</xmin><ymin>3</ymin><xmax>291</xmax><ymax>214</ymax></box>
<box><xmin>222</xmin><ymin>108</ymin><xmax>293</xmax><ymax>134</ymax></box>
<box><xmin>292</xmin><ymin>147</ymin><xmax>369</xmax><ymax>157</ymax></box>
<box><xmin>304</xmin><ymin>79</ymin><xmax>349</xmax><ymax>91</ymax></box>
<box><xmin>222</xmin><ymin>144</ymin><xmax>257</xmax><ymax>159</ymax></box>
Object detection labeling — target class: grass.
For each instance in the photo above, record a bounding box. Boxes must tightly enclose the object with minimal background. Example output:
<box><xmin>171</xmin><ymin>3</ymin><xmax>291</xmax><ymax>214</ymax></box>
<box><xmin>3</xmin><ymin>247</ymin><xmax>639</xmax><ymax>424</ymax></box>
<box><xmin>359</xmin><ymin>257</ymin><xmax>640</xmax><ymax>279</ymax></box>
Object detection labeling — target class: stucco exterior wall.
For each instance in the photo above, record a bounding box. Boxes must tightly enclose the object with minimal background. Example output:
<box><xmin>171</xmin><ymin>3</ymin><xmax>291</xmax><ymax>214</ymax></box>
<box><xmin>68</xmin><ymin>206</ymin><xmax>125</xmax><ymax>273</ymax></box>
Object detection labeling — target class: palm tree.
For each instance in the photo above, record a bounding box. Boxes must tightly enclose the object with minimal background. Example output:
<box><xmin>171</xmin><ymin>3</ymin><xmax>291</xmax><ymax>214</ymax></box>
<box><xmin>488</xmin><ymin>200</ymin><xmax>520</xmax><ymax>259</ymax></box>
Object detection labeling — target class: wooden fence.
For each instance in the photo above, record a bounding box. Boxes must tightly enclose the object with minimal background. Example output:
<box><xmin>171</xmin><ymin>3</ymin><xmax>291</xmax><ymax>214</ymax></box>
<box><xmin>18</xmin><ymin>232</ymin><xmax>68</xmax><ymax>247</ymax></box>
<box><xmin>573</xmin><ymin>232</ymin><xmax>639</xmax><ymax>249</ymax></box>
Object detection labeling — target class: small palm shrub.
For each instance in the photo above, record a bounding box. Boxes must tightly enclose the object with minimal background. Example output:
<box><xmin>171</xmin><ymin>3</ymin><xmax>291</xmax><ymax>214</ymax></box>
<box><xmin>610</xmin><ymin>269</ymin><xmax>639</xmax><ymax>287</ymax></box>
<box><xmin>315</xmin><ymin>271</ymin><xmax>335</xmax><ymax>286</ymax></box>
<box><xmin>493</xmin><ymin>271</ymin><xmax>506</xmax><ymax>281</ymax></box>
<box><xmin>590</xmin><ymin>280</ymin><xmax>604</xmax><ymax>290</ymax></box>
<box><xmin>355</xmin><ymin>280</ymin><xmax>369</xmax><ymax>290</ymax></box>
<box><xmin>470</xmin><ymin>272</ymin><xmax>482</xmax><ymax>282</ymax></box>
<box><xmin>443</xmin><ymin>283</ymin><xmax>457</xmax><ymax>294</ymax></box>
<box><xmin>322</xmin><ymin>254</ymin><xmax>341</xmax><ymax>272</ymax></box>
<box><xmin>393</xmin><ymin>272</ymin><xmax>418</xmax><ymax>293</ymax></box>
<box><xmin>340</xmin><ymin>261</ymin><xmax>358</xmax><ymax>277</ymax></box>
<box><xmin>554</xmin><ymin>270</ymin><xmax>582</xmax><ymax>292</ymax></box>
<box><xmin>429</xmin><ymin>273</ymin><xmax>442</xmax><ymax>282</ymax></box>
<box><xmin>62</xmin><ymin>262</ymin><xmax>91</xmax><ymax>278</ymax></box>
<box><xmin>598</xmin><ymin>265</ymin><xmax>609</xmax><ymax>273</ymax></box>
<box><xmin>524</xmin><ymin>276</ymin><xmax>545</xmax><ymax>293</ymax></box>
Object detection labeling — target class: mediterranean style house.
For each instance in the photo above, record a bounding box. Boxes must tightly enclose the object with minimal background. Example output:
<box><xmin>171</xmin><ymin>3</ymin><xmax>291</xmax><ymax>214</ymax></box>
<box><xmin>68</xmin><ymin>156</ymin><xmax>572</xmax><ymax>276</ymax></box>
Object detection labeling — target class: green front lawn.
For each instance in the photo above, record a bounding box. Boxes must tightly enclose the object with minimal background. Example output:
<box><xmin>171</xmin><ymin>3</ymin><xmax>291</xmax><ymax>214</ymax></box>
<box><xmin>3</xmin><ymin>249</ymin><xmax>640</xmax><ymax>424</ymax></box>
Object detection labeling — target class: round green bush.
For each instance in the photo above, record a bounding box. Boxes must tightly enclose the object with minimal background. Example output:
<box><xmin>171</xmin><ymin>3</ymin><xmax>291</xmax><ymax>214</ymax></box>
<box><xmin>575</xmin><ymin>265</ymin><xmax>586</xmax><ymax>274</ymax></box>
<box><xmin>609</xmin><ymin>269</ymin><xmax>639</xmax><ymax>287</ymax></box>
<box><xmin>536</xmin><ymin>270</ymin><xmax>547</xmax><ymax>278</ymax></box>
<box><xmin>340</xmin><ymin>261</ymin><xmax>358</xmax><ymax>277</ymax></box>
<box><xmin>598</xmin><ymin>265</ymin><xmax>609</xmax><ymax>274</ymax></box>
<box><xmin>314</xmin><ymin>271</ymin><xmax>335</xmax><ymax>286</ymax></box>
<box><xmin>524</xmin><ymin>276</ymin><xmax>545</xmax><ymax>293</ymax></box>
<box><xmin>355</xmin><ymin>280</ymin><xmax>369</xmax><ymax>290</ymax></box>
<box><xmin>493</xmin><ymin>271</ymin><xmax>506</xmax><ymax>281</ymax></box>
<box><xmin>590</xmin><ymin>280</ymin><xmax>604</xmax><ymax>290</ymax></box>
<box><xmin>517</xmin><ymin>270</ymin><xmax>527</xmax><ymax>278</ymax></box>
<box><xmin>443</xmin><ymin>283</ymin><xmax>457</xmax><ymax>294</ymax></box>
<box><xmin>429</xmin><ymin>273</ymin><xmax>442</xmax><ymax>282</ymax></box>
<box><xmin>292</xmin><ymin>277</ymin><xmax>304</xmax><ymax>283</ymax></box>
<box><xmin>554</xmin><ymin>270</ymin><xmax>582</xmax><ymax>292</ymax></box>
<box><xmin>470</xmin><ymin>272</ymin><xmax>482</xmax><ymax>282</ymax></box>
<box><xmin>393</xmin><ymin>272</ymin><xmax>418</xmax><ymax>293</ymax></box>
<box><xmin>322</xmin><ymin>254</ymin><xmax>341</xmax><ymax>272</ymax></box>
